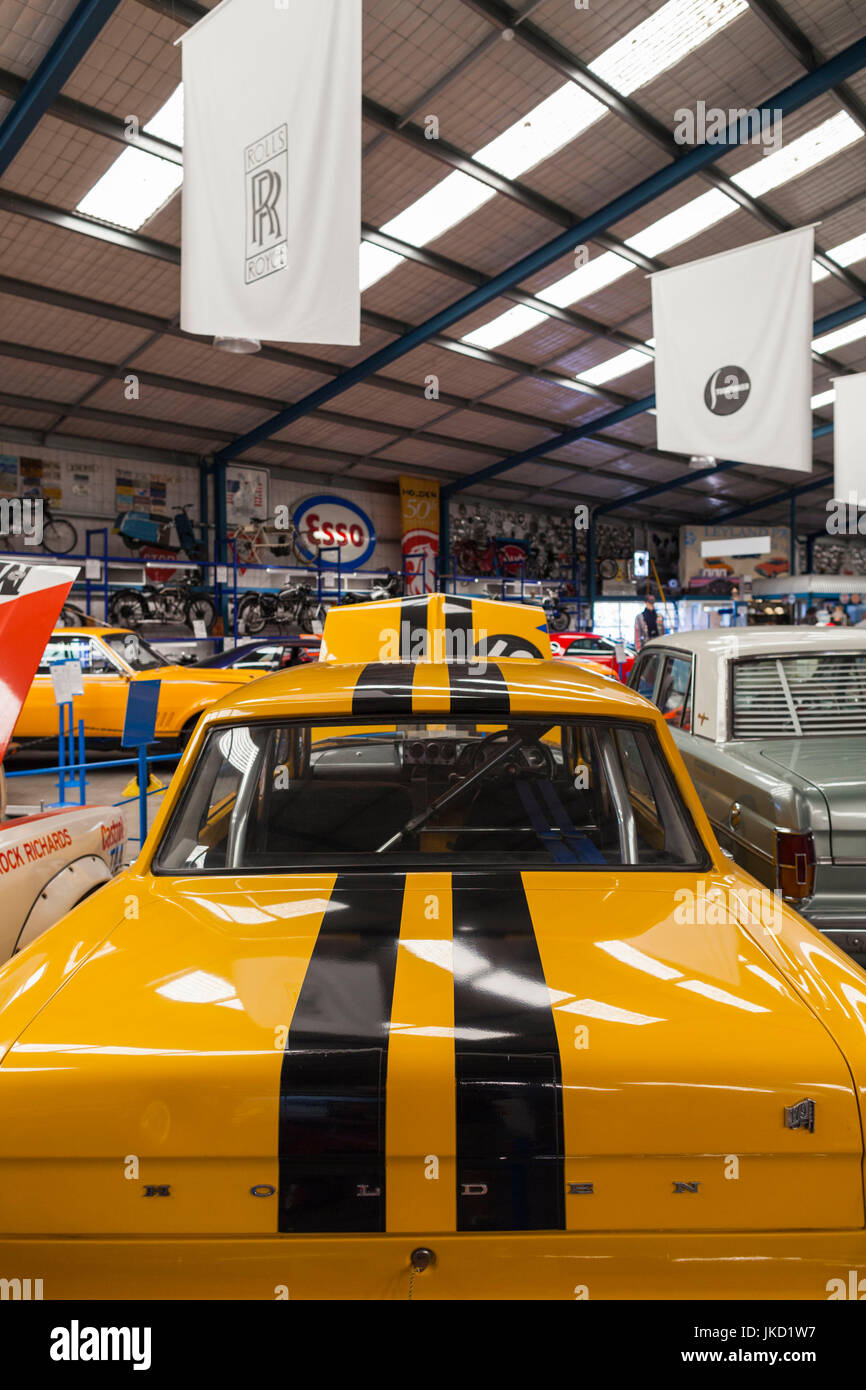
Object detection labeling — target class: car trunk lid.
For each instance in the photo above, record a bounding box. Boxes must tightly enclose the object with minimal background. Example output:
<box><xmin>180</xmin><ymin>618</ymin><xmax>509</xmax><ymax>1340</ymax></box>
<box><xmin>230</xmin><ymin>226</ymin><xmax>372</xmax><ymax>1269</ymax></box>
<box><xmin>761</xmin><ymin>737</ymin><xmax>866</xmax><ymax>863</ymax></box>
<box><xmin>0</xmin><ymin>873</ymin><xmax>861</xmax><ymax>1236</ymax></box>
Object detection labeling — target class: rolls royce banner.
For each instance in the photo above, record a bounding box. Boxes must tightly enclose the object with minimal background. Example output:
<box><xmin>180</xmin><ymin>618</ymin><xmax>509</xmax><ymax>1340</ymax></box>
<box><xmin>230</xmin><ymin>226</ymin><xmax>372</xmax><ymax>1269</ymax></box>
<box><xmin>180</xmin><ymin>0</ymin><xmax>361</xmax><ymax>344</ymax></box>
<box><xmin>652</xmin><ymin>227</ymin><xmax>814</xmax><ymax>473</ymax></box>
<box><xmin>399</xmin><ymin>476</ymin><xmax>439</xmax><ymax>594</ymax></box>
<box><xmin>833</xmin><ymin>374</ymin><xmax>866</xmax><ymax>510</ymax></box>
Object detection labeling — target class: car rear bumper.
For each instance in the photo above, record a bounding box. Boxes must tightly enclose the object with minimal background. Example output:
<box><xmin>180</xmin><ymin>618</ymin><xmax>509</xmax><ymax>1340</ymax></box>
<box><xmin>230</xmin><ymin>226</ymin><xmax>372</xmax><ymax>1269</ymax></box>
<box><xmin>2</xmin><ymin>1231</ymin><xmax>864</xmax><ymax>1300</ymax></box>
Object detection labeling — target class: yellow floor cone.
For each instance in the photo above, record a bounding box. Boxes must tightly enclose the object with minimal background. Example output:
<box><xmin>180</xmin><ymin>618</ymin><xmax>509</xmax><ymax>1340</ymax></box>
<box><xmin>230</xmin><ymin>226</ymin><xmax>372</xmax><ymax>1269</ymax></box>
<box><xmin>121</xmin><ymin>771</ymin><xmax>166</xmax><ymax>798</ymax></box>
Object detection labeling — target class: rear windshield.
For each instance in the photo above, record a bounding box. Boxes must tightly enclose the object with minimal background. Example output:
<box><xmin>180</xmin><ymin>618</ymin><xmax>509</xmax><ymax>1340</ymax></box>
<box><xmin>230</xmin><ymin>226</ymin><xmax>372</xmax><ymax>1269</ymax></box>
<box><xmin>154</xmin><ymin>716</ymin><xmax>707</xmax><ymax>873</ymax></box>
<box><xmin>732</xmin><ymin>653</ymin><xmax>866</xmax><ymax>738</ymax></box>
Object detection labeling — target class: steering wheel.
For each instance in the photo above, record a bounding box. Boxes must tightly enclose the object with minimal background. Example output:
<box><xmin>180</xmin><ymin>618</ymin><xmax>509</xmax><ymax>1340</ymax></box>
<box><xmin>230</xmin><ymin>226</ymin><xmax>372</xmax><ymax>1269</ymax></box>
<box><xmin>456</xmin><ymin>730</ymin><xmax>555</xmax><ymax>782</ymax></box>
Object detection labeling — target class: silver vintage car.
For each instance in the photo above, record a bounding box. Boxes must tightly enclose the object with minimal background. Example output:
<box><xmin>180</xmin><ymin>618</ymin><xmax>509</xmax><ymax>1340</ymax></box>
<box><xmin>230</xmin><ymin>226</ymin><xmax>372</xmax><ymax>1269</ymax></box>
<box><xmin>628</xmin><ymin>627</ymin><xmax>866</xmax><ymax>964</ymax></box>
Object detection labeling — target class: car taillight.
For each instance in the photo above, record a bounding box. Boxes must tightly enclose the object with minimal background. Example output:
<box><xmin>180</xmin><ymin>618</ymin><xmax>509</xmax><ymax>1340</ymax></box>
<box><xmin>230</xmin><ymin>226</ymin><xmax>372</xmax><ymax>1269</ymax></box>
<box><xmin>776</xmin><ymin>831</ymin><xmax>816</xmax><ymax>901</ymax></box>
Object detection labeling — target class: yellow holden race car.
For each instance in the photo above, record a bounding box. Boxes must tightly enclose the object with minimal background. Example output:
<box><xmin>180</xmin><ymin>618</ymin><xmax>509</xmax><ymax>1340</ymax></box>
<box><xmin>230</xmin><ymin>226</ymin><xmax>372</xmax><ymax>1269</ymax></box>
<box><xmin>0</xmin><ymin>594</ymin><xmax>865</xmax><ymax>1301</ymax></box>
<box><xmin>13</xmin><ymin>626</ymin><xmax>261</xmax><ymax>745</ymax></box>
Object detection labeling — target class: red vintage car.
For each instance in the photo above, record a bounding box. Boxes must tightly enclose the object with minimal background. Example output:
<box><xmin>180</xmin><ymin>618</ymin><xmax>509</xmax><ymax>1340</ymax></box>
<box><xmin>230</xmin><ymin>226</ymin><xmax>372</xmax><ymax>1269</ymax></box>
<box><xmin>549</xmin><ymin>632</ymin><xmax>636</xmax><ymax>680</ymax></box>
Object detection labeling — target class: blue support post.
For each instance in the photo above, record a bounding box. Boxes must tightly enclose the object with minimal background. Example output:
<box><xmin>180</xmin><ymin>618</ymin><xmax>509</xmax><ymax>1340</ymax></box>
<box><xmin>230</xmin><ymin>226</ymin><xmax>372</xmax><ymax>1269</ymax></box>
<box><xmin>440</xmin><ymin>501</ymin><xmax>450</xmax><ymax>592</ymax></box>
<box><xmin>56</xmin><ymin>703</ymin><xmax>67</xmax><ymax>807</ymax></box>
<box><xmin>213</xmin><ymin>456</ymin><xmax>230</xmax><ymax>637</ymax></box>
<box><xmin>137</xmin><ymin>743</ymin><xmax>148</xmax><ymax>848</ymax></box>
<box><xmin>85</xmin><ymin>526</ymin><xmax>108</xmax><ymax>621</ymax></box>
<box><xmin>587</xmin><ymin>513</ymin><xmax>597</xmax><ymax>630</ymax></box>
<box><xmin>199</xmin><ymin>457</ymin><xmax>210</xmax><ymax>557</ymax></box>
<box><xmin>77</xmin><ymin>718</ymin><xmax>86</xmax><ymax>807</ymax></box>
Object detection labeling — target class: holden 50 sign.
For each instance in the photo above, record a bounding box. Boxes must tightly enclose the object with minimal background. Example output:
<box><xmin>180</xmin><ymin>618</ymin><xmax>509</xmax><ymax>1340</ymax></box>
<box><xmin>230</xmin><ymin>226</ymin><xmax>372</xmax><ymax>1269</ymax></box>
<box><xmin>292</xmin><ymin>495</ymin><xmax>376</xmax><ymax>570</ymax></box>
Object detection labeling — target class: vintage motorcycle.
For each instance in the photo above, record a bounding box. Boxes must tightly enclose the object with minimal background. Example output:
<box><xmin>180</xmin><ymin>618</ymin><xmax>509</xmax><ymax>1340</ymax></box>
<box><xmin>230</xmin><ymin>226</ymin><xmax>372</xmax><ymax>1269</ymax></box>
<box><xmin>108</xmin><ymin>572</ymin><xmax>217</xmax><ymax>632</ymax></box>
<box><xmin>237</xmin><ymin>582</ymin><xmax>326</xmax><ymax>635</ymax></box>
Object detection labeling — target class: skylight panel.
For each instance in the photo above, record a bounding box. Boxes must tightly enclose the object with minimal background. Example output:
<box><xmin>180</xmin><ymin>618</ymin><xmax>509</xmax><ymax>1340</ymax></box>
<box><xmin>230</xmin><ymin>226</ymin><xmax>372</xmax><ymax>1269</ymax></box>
<box><xmin>733</xmin><ymin>111</ymin><xmax>862</xmax><ymax>199</ymax></box>
<box><xmin>810</xmin><ymin>388</ymin><xmax>835</xmax><ymax>409</ymax></box>
<box><xmin>812</xmin><ymin>318</ymin><xmax>866</xmax><ymax>354</ymax></box>
<box><xmin>460</xmin><ymin>251</ymin><xmax>637</xmax><ymax>350</ymax></box>
<box><xmin>538</xmin><ymin>253</ymin><xmax>634</xmax><ymax>307</ymax></box>
<box><xmin>75</xmin><ymin>86</ymin><xmax>184</xmax><ymax>230</ymax></box>
<box><xmin>365</xmin><ymin>170</ymin><xmax>493</xmax><ymax>285</ymax></box>
<box><xmin>144</xmin><ymin>84</ymin><xmax>183</xmax><ymax>145</ymax></box>
<box><xmin>578</xmin><ymin>342</ymin><xmax>654</xmax><ymax>386</ymax></box>
<box><xmin>463</xmin><ymin>303</ymin><xmax>549</xmax><ymax>349</ymax></box>
<box><xmin>361</xmin><ymin>0</ymin><xmax>749</xmax><ymax>292</ymax></box>
<box><xmin>813</xmin><ymin>231</ymin><xmax>866</xmax><ymax>283</ymax></box>
<box><xmin>461</xmin><ymin>112</ymin><xmax>863</xmax><ymax>353</ymax></box>
<box><xmin>359</xmin><ymin>242</ymin><xmax>404</xmax><ymax>291</ymax></box>
<box><xmin>626</xmin><ymin>189</ymin><xmax>736</xmax><ymax>257</ymax></box>
<box><xmin>476</xmin><ymin>83</ymin><xmax>604</xmax><ymax>180</ymax></box>
<box><xmin>590</xmin><ymin>0</ymin><xmax>748</xmax><ymax>96</ymax></box>
<box><xmin>76</xmin><ymin>146</ymin><xmax>183</xmax><ymax>230</ymax></box>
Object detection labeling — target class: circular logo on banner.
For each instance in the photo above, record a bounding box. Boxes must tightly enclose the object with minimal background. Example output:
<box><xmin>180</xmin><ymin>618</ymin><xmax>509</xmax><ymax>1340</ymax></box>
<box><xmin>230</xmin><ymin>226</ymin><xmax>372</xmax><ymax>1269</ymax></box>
<box><xmin>292</xmin><ymin>495</ymin><xmax>377</xmax><ymax>570</ymax></box>
<box><xmin>704</xmin><ymin>365</ymin><xmax>751</xmax><ymax>415</ymax></box>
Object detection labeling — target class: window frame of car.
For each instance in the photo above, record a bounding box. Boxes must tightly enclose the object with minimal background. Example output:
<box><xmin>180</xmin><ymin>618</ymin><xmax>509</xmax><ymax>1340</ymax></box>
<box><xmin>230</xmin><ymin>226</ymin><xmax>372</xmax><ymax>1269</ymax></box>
<box><xmin>39</xmin><ymin>635</ymin><xmax>128</xmax><ymax>678</ymax></box>
<box><xmin>629</xmin><ymin>647</ymin><xmax>696</xmax><ymax>734</ymax></box>
<box><xmin>151</xmin><ymin>712</ymin><xmax>712</xmax><ymax>877</ymax></box>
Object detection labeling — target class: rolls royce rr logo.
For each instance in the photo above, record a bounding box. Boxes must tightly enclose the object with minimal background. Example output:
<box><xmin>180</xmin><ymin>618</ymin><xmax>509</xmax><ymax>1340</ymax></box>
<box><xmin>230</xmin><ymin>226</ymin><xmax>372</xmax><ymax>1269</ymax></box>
<box><xmin>245</xmin><ymin>124</ymin><xmax>288</xmax><ymax>285</ymax></box>
<box><xmin>785</xmin><ymin>1098</ymin><xmax>816</xmax><ymax>1132</ymax></box>
<box><xmin>704</xmin><ymin>365</ymin><xmax>751</xmax><ymax>415</ymax></box>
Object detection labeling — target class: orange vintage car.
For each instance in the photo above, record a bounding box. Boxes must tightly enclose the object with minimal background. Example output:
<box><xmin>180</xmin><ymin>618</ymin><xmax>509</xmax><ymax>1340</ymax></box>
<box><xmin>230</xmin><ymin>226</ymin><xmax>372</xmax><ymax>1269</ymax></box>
<box><xmin>13</xmin><ymin>627</ymin><xmax>260</xmax><ymax>745</ymax></box>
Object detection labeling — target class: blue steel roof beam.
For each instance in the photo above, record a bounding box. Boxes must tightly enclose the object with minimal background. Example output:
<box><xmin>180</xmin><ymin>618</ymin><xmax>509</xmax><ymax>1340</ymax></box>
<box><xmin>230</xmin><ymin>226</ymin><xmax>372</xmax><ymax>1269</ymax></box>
<box><xmin>713</xmin><ymin>473</ymin><xmax>832</xmax><ymax>523</ymax></box>
<box><xmin>0</xmin><ymin>65</ymin><xmax>181</xmax><ymax>164</ymax></box>
<box><xmin>592</xmin><ymin>422</ymin><xmax>836</xmax><ymax>520</ymax></box>
<box><xmin>213</xmin><ymin>34</ymin><xmax>866</xmax><ymax>466</ymax></box>
<box><xmin>0</xmin><ymin>0</ymin><xmax>124</xmax><ymax>178</ymax></box>
<box><xmin>440</xmin><ymin>300</ymin><xmax>863</xmax><ymax>498</ymax></box>
<box><xmin>459</xmin><ymin>0</ymin><xmax>866</xmax><ymax>299</ymax></box>
<box><xmin>0</xmin><ymin>65</ymin><xmax>665</xmax><ymax>359</ymax></box>
<box><xmin>2</xmin><ymin>58</ymin><xmax>852</xmax><ymax>393</ymax></box>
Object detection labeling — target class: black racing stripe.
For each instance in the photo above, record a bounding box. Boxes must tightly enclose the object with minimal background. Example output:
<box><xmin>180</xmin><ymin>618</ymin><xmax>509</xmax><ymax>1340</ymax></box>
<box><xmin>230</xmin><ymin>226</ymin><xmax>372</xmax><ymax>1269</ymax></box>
<box><xmin>278</xmin><ymin>875</ymin><xmax>405</xmax><ymax>1233</ymax></box>
<box><xmin>399</xmin><ymin>596</ymin><xmax>429</xmax><ymax>659</ymax></box>
<box><xmin>447</xmin><ymin>661</ymin><xmax>510</xmax><ymax>714</ymax></box>
<box><xmin>442</xmin><ymin>595</ymin><xmax>474</xmax><ymax>657</ymax></box>
<box><xmin>452</xmin><ymin>873</ymin><xmax>564</xmax><ymax>1232</ymax></box>
<box><xmin>351</xmin><ymin>661</ymin><xmax>416</xmax><ymax>714</ymax></box>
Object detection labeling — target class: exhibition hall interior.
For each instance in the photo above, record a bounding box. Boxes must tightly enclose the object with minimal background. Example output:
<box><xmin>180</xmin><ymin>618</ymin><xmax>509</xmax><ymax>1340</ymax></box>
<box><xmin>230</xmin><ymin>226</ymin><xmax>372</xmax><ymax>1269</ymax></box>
<box><xmin>1</xmin><ymin>0</ymin><xmax>866</xmax><ymax>1339</ymax></box>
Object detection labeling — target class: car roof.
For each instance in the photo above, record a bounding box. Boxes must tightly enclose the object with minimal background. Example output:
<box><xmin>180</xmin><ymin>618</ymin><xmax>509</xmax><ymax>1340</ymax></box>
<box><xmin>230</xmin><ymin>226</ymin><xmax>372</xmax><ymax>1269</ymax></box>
<box><xmin>197</xmin><ymin>657</ymin><xmax>657</xmax><ymax>726</ymax></box>
<box><xmin>640</xmin><ymin>626</ymin><xmax>866</xmax><ymax>657</ymax></box>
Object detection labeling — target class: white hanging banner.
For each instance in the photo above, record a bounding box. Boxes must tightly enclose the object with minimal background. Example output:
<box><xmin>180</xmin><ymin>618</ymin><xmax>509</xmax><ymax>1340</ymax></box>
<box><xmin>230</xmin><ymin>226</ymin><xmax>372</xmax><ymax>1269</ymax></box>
<box><xmin>833</xmin><ymin>374</ymin><xmax>866</xmax><ymax>509</ymax></box>
<box><xmin>180</xmin><ymin>0</ymin><xmax>361</xmax><ymax>344</ymax></box>
<box><xmin>652</xmin><ymin>227</ymin><xmax>814</xmax><ymax>473</ymax></box>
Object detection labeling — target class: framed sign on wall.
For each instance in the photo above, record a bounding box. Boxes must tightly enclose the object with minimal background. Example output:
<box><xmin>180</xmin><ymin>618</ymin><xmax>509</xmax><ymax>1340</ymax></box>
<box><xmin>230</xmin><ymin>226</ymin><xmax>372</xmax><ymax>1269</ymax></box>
<box><xmin>226</xmin><ymin>466</ymin><xmax>269</xmax><ymax>527</ymax></box>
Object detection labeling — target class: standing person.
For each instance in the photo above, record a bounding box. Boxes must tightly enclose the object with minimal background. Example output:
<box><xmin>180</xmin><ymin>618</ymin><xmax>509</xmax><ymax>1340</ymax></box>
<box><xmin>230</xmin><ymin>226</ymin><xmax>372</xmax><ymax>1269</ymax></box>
<box><xmin>845</xmin><ymin>593</ymin><xmax>865</xmax><ymax>624</ymax></box>
<box><xmin>635</xmin><ymin>594</ymin><xmax>665</xmax><ymax>649</ymax></box>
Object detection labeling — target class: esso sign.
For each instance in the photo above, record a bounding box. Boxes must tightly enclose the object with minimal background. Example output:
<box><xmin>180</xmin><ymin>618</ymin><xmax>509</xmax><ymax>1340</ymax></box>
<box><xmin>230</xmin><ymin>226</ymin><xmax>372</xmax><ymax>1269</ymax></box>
<box><xmin>292</xmin><ymin>495</ymin><xmax>376</xmax><ymax>570</ymax></box>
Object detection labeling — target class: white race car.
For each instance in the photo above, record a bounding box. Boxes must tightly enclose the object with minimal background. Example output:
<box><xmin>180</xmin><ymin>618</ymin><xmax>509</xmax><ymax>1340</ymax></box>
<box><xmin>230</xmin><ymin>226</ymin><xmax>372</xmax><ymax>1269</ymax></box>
<box><xmin>0</xmin><ymin>560</ymin><xmax>127</xmax><ymax>960</ymax></box>
<box><xmin>0</xmin><ymin>775</ymin><xmax>125</xmax><ymax>958</ymax></box>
